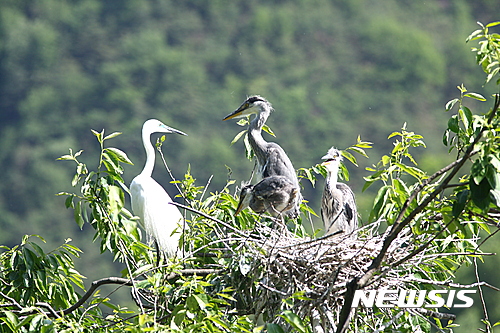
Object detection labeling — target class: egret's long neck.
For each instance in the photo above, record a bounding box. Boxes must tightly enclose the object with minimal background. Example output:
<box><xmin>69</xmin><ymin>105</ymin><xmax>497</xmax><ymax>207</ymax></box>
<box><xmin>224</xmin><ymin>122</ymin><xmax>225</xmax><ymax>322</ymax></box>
<box><xmin>248</xmin><ymin>106</ymin><xmax>270</xmax><ymax>165</ymax></box>
<box><xmin>141</xmin><ymin>131</ymin><xmax>155</xmax><ymax>177</ymax></box>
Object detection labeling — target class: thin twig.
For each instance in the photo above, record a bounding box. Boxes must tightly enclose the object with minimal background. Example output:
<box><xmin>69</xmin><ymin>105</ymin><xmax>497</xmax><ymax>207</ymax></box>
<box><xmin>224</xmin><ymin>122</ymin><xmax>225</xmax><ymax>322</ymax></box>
<box><xmin>170</xmin><ymin>201</ymin><xmax>252</xmax><ymax>238</ymax></box>
<box><xmin>475</xmin><ymin>257</ymin><xmax>491</xmax><ymax>333</ymax></box>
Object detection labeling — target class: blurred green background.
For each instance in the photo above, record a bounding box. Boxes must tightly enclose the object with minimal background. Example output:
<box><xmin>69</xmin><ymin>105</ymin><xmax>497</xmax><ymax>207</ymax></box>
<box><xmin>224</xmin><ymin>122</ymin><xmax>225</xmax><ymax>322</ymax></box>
<box><xmin>0</xmin><ymin>0</ymin><xmax>498</xmax><ymax>330</ymax></box>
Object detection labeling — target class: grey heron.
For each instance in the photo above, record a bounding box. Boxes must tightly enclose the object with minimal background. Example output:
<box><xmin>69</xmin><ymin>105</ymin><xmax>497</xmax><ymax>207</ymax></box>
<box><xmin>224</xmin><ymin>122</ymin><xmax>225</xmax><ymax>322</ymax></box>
<box><xmin>223</xmin><ymin>95</ymin><xmax>302</xmax><ymax>217</ymax></box>
<box><xmin>130</xmin><ymin>119</ymin><xmax>187</xmax><ymax>258</ymax></box>
<box><xmin>235</xmin><ymin>175</ymin><xmax>299</xmax><ymax>218</ymax></box>
<box><xmin>321</xmin><ymin>147</ymin><xmax>358</xmax><ymax>236</ymax></box>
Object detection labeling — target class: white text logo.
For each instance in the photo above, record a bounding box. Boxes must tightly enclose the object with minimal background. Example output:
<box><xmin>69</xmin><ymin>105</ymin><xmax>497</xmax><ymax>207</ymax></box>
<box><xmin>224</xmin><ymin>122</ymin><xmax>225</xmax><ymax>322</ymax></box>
<box><xmin>351</xmin><ymin>290</ymin><xmax>476</xmax><ymax>308</ymax></box>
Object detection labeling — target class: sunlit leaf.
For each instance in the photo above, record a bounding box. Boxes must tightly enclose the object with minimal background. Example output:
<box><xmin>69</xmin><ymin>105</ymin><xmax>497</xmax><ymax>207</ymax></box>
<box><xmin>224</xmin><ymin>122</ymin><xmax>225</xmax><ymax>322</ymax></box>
<box><xmin>103</xmin><ymin>132</ymin><xmax>122</xmax><ymax>140</ymax></box>
<box><xmin>230</xmin><ymin>129</ymin><xmax>247</xmax><ymax>145</ymax></box>
<box><xmin>341</xmin><ymin>150</ymin><xmax>358</xmax><ymax>166</ymax></box>
<box><xmin>280</xmin><ymin>310</ymin><xmax>309</xmax><ymax>333</ymax></box>
<box><xmin>105</xmin><ymin>147</ymin><xmax>134</xmax><ymax>165</ymax></box>
<box><xmin>463</xmin><ymin>92</ymin><xmax>486</xmax><ymax>101</ymax></box>
<box><xmin>262</xmin><ymin>124</ymin><xmax>276</xmax><ymax>137</ymax></box>
<box><xmin>445</xmin><ymin>98</ymin><xmax>459</xmax><ymax>111</ymax></box>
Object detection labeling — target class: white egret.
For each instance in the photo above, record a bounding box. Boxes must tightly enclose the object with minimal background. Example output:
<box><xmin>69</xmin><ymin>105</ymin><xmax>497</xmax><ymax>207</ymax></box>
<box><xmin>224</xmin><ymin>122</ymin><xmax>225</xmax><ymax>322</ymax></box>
<box><xmin>321</xmin><ymin>147</ymin><xmax>358</xmax><ymax>236</ymax></box>
<box><xmin>130</xmin><ymin>119</ymin><xmax>187</xmax><ymax>258</ymax></box>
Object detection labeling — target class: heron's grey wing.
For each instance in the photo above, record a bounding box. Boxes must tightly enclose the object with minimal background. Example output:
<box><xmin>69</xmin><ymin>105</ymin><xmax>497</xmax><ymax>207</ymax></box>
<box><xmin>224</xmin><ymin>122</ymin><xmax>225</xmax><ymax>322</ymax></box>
<box><xmin>253</xmin><ymin>176</ymin><xmax>288</xmax><ymax>203</ymax></box>
<box><xmin>337</xmin><ymin>183</ymin><xmax>358</xmax><ymax>233</ymax></box>
<box><xmin>321</xmin><ymin>186</ymin><xmax>344</xmax><ymax>233</ymax></box>
<box><xmin>252</xmin><ymin>176</ymin><xmax>298</xmax><ymax>216</ymax></box>
<box><xmin>262</xmin><ymin>143</ymin><xmax>299</xmax><ymax>186</ymax></box>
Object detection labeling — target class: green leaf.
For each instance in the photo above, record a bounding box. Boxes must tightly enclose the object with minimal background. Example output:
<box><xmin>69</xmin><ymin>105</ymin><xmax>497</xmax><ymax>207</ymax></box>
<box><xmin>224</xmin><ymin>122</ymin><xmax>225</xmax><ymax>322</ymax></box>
<box><xmin>452</xmin><ymin>190</ymin><xmax>469</xmax><ymax>217</ymax></box>
<box><xmin>348</xmin><ymin>146</ymin><xmax>369</xmax><ymax>158</ymax></box>
<box><xmin>236</xmin><ymin>118</ymin><xmax>249</xmax><ymax>126</ymax></box>
<box><xmin>109</xmin><ymin>185</ymin><xmax>124</xmax><ymax>214</ymax></box>
<box><xmin>341</xmin><ymin>150</ymin><xmax>358</xmax><ymax>166</ymax></box>
<box><xmin>463</xmin><ymin>92</ymin><xmax>486</xmax><ymax>101</ymax></box>
<box><xmin>262</xmin><ymin>124</ymin><xmax>276</xmax><ymax>137</ymax></box>
<box><xmin>486</xmin><ymin>21</ymin><xmax>500</xmax><ymax>28</ymax></box>
<box><xmin>470</xmin><ymin>178</ymin><xmax>491</xmax><ymax>211</ymax></box>
<box><xmin>395</xmin><ymin>163</ymin><xmax>425</xmax><ymax>180</ymax></box>
<box><xmin>490</xmin><ymin>189</ymin><xmax>500</xmax><ymax>207</ymax></box>
<box><xmin>466</xmin><ymin>29</ymin><xmax>483</xmax><ymax>42</ymax></box>
<box><xmin>280</xmin><ymin>310</ymin><xmax>309</xmax><ymax>333</ymax></box>
<box><xmin>186</xmin><ymin>295</ymin><xmax>199</xmax><ymax>311</ymax></box>
<box><xmin>230</xmin><ymin>129</ymin><xmax>247</xmax><ymax>145</ymax></box>
<box><xmin>57</xmin><ymin>154</ymin><xmax>74</xmax><ymax>161</ymax></box>
<box><xmin>74</xmin><ymin>201</ymin><xmax>85</xmax><ymax>229</ymax></box>
<box><xmin>104</xmin><ymin>132</ymin><xmax>122</xmax><ymax>140</ymax></box>
<box><xmin>105</xmin><ymin>147</ymin><xmax>134</xmax><ymax>165</ymax></box>
<box><xmin>448</xmin><ymin>116</ymin><xmax>460</xmax><ymax>133</ymax></box>
<box><xmin>65</xmin><ymin>195</ymin><xmax>74</xmax><ymax>209</ymax></box>
<box><xmin>370</xmin><ymin>185</ymin><xmax>390</xmax><ymax>221</ymax></box>
<box><xmin>193</xmin><ymin>294</ymin><xmax>208</xmax><ymax>310</ymax></box>
<box><xmin>471</xmin><ymin>159</ymin><xmax>486</xmax><ymax>185</ymax></box>
<box><xmin>300</xmin><ymin>202</ymin><xmax>319</xmax><ymax>217</ymax></box>
<box><xmin>339</xmin><ymin>163</ymin><xmax>349</xmax><ymax>181</ymax></box>
<box><xmin>91</xmin><ymin>129</ymin><xmax>103</xmax><ymax>142</ymax></box>
<box><xmin>1</xmin><ymin>311</ymin><xmax>19</xmax><ymax>329</ymax></box>
<box><xmin>243</xmin><ymin>133</ymin><xmax>253</xmax><ymax>160</ymax></box>
<box><xmin>445</xmin><ymin>98</ymin><xmax>459</xmax><ymax>111</ymax></box>
<box><xmin>388</xmin><ymin>131</ymin><xmax>401</xmax><ymax>139</ymax></box>
<box><xmin>267</xmin><ymin>323</ymin><xmax>285</xmax><ymax>333</ymax></box>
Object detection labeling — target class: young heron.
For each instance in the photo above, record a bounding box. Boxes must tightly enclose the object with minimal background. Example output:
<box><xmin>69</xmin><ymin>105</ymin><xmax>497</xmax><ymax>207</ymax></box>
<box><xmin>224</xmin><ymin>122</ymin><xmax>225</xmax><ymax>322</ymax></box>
<box><xmin>130</xmin><ymin>119</ymin><xmax>187</xmax><ymax>258</ymax></box>
<box><xmin>235</xmin><ymin>175</ymin><xmax>299</xmax><ymax>218</ymax></box>
<box><xmin>321</xmin><ymin>147</ymin><xmax>358</xmax><ymax>236</ymax></box>
<box><xmin>223</xmin><ymin>95</ymin><xmax>302</xmax><ymax>217</ymax></box>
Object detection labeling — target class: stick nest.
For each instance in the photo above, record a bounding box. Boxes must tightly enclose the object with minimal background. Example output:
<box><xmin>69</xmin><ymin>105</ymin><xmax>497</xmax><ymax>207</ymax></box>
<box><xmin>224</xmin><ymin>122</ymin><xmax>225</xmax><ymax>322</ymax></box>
<box><xmin>231</xmin><ymin>222</ymin><xmax>419</xmax><ymax>331</ymax></box>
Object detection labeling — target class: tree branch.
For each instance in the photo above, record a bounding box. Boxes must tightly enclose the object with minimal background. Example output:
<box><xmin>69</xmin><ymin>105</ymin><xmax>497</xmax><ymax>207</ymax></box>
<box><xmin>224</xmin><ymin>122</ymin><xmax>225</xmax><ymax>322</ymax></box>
<box><xmin>170</xmin><ymin>201</ymin><xmax>251</xmax><ymax>239</ymax></box>
<box><xmin>63</xmin><ymin>277</ymin><xmax>133</xmax><ymax>315</ymax></box>
<box><xmin>335</xmin><ymin>94</ymin><xmax>500</xmax><ymax>333</ymax></box>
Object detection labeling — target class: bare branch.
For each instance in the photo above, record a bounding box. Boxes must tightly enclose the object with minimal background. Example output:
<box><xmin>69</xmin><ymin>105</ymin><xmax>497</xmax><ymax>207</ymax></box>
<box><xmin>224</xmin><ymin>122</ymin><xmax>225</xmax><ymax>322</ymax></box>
<box><xmin>170</xmin><ymin>201</ymin><xmax>251</xmax><ymax>238</ymax></box>
<box><xmin>475</xmin><ymin>257</ymin><xmax>492</xmax><ymax>333</ymax></box>
<box><xmin>63</xmin><ymin>277</ymin><xmax>133</xmax><ymax>315</ymax></box>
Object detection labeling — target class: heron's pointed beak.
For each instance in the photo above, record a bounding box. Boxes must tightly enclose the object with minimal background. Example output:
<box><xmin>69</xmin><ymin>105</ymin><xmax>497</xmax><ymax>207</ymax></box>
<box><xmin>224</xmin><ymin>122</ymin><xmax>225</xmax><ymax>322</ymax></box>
<box><xmin>223</xmin><ymin>109</ymin><xmax>244</xmax><ymax>121</ymax></box>
<box><xmin>223</xmin><ymin>102</ymin><xmax>251</xmax><ymax>121</ymax></box>
<box><xmin>234</xmin><ymin>200</ymin><xmax>245</xmax><ymax>216</ymax></box>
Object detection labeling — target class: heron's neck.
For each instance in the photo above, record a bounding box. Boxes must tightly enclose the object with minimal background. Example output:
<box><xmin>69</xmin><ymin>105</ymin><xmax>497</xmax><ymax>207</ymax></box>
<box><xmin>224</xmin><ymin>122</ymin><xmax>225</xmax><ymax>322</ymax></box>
<box><xmin>325</xmin><ymin>167</ymin><xmax>339</xmax><ymax>190</ymax></box>
<box><xmin>248</xmin><ymin>106</ymin><xmax>270</xmax><ymax>164</ymax></box>
<box><xmin>141</xmin><ymin>131</ymin><xmax>156</xmax><ymax>177</ymax></box>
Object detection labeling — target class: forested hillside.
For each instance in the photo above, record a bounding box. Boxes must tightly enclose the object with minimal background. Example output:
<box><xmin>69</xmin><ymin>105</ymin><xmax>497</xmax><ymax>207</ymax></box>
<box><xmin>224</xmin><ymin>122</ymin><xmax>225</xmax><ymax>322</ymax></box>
<box><xmin>0</xmin><ymin>0</ymin><xmax>499</xmax><ymax>331</ymax></box>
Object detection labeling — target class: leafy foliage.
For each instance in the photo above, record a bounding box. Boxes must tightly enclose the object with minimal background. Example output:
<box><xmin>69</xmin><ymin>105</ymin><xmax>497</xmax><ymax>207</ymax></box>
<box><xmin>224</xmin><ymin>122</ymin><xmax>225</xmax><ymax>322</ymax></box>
<box><xmin>2</xmin><ymin>10</ymin><xmax>500</xmax><ymax>333</ymax></box>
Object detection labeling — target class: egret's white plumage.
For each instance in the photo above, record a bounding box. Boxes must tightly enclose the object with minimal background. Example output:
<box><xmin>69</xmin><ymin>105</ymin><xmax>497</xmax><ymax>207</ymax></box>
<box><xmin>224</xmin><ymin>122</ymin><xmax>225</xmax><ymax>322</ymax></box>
<box><xmin>130</xmin><ymin>119</ymin><xmax>187</xmax><ymax>258</ymax></box>
<box><xmin>321</xmin><ymin>147</ymin><xmax>358</xmax><ymax>236</ymax></box>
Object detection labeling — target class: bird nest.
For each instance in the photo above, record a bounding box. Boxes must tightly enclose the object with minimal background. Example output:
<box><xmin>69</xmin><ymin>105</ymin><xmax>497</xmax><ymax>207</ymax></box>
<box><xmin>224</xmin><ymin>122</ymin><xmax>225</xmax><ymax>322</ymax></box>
<box><xmin>228</xmin><ymin>221</ymin><xmax>431</xmax><ymax>331</ymax></box>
